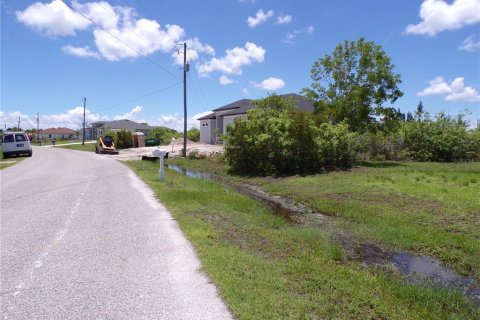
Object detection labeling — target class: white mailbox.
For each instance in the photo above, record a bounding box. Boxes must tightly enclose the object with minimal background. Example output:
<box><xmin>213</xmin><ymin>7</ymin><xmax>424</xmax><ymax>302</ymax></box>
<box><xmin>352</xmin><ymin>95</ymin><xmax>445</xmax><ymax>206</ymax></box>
<box><xmin>152</xmin><ymin>149</ymin><xmax>167</xmax><ymax>180</ymax></box>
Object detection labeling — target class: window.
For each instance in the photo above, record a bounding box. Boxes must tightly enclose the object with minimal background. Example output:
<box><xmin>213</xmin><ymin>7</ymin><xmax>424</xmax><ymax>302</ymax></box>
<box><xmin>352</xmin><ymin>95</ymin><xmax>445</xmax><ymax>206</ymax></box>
<box><xmin>3</xmin><ymin>135</ymin><xmax>14</xmax><ymax>143</ymax></box>
<box><xmin>15</xmin><ymin>134</ymin><xmax>26</xmax><ymax>142</ymax></box>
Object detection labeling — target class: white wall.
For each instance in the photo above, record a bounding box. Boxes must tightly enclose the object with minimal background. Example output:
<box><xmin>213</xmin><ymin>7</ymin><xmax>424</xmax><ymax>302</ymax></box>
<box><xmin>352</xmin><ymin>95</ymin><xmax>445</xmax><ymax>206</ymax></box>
<box><xmin>222</xmin><ymin>114</ymin><xmax>246</xmax><ymax>135</ymax></box>
<box><xmin>38</xmin><ymin>133</ymin><xmax>78</xmax><ymax>140</ymax></box>
<box><xmin>200</xmin><ymin>119</ymin><xmax>216</xmax><ymax>144</ymax></box>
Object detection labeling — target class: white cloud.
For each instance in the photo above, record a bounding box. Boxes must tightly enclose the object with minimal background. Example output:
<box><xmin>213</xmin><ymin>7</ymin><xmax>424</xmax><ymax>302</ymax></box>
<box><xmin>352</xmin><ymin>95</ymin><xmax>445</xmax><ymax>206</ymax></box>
<box><xmin>113</xmin><ymin>105</ymin><xmax>144</xmax><ymax>121</ymax></box>
<box><xmin>0</xmin><ymin>107</ymin><xmax>103</xmax><ymax>130</ymax></box>
<box><xmin>196</xmin><ymin>42</ymin><xmax>265</xmax><ymax>77</ymax></box>
<box><xmin>247</xmin><ymin>9</ymin><xmax>274</xmax><ymax>28</ymax></box>
<box><xmin>0</xmin><ymin>111</ymin><xmax>36</xmax><ymax>129</ymax></box>
<box><xmin>405</xmin><ymin>0</ymin><xmax>480</xmax><ymax>36</ymax></box>
<box><xmin>418</xmin><ymin>76</ymin><xmax>480</xmax><ymax>102</ymax></box>
<box><xmin>284</xmin><ymin>25</ymin><xmax>315</xmax><ymax>44</ymax></box>
<box><xmin>94</xmin><ymin>21</ymin><xmax>184</xmax><ymax>61</ymax></box>
<box><xmin>276</xmin><ymin>14</ymin><xmax>292</xmax><ymax>25</ymax></box>
<box><xmin>15</xmin><ymin>0</ymin><xmax>91</xmax><ymax>38</ymax></box>
<box><xmin>242</xmin><ymin>88</ymin><xmax>249</xmax><ymax>95</ymax></box>
<box><xmin>153</xmin><ymin>111</ymin><xmax>211</xmax><ymax>131</ymax></box>
<box><xmin>73</xmin><ymin>1</ymin><xmax>118</xmax><ymax>29</ymax></box>
<box><xmin>172</xmin><ymin>37</ymin><xmax>215</xmax><ymax>65</ymax></box>
<box><xmin>253</xmin><ymin>77</ymin><xmax>285</xmax><ymax>91</ymax></box>
<box><xmin>459</xmin><ymin>34</ymin><xmax>480</xmax><ymax>51</ymax></box>
<box><xmin>41</xmin><ymin>107</ymin><xmax>103</xmax><ymax>128</ymax></box>
<box><xmin>16</xmin><ymin>1</ymin><xmax>212</xmax><ymax>64</ymax></box>
<box><xmin>61</xmin><ymin>45</ymin><xmax>101</xmax><ymax>59</ymax></box>
<box><xmin>219</xmin><ymin>75</ymin><xmax>234</xmax><ymax>85</ymax></box>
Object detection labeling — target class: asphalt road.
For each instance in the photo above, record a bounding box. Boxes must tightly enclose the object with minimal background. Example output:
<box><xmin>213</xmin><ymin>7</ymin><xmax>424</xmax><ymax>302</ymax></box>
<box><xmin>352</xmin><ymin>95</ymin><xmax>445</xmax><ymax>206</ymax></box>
<box><xmin>0</xmin><ymin>146</ymin><xmax>233</xmax><ymax>319</ymax></box>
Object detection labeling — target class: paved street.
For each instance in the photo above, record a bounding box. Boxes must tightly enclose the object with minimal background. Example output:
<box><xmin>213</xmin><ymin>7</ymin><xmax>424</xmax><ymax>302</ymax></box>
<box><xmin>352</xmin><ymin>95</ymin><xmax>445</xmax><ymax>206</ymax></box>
<box><xmin>0</xmin><ymin>146</ymin><xmax>233</xmax><ymax>319</ymax></box>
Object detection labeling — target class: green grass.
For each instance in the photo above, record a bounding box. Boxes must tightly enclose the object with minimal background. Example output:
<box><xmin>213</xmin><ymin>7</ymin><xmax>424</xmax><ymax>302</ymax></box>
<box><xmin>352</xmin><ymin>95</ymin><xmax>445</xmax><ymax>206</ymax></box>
<box><xmin>57</xmin><ymin>143</ymin><xmax>96</xmax><ymax>152</ymax></box>
<box><xmin>168</xmin><ymin>158</ymin><xmax>480</xmax><ymax>280</ymax></box>
<box><xmin>126</xmin><ymin>160</ymin><xmax>479</xmax><ymax>319</ymax></box>
<box><xmin>0</xmin><ymin>145</ymin><xmax>27</xmax><ymax>169</ymax></box>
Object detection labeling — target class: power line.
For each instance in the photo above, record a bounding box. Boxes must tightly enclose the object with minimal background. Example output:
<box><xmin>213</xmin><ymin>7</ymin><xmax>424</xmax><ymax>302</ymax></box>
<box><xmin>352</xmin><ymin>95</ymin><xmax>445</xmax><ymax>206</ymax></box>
<box><xmin>97</xmin><ymin>81</ymin><xmax>182</xmax><ymax>112</ymax></box>
<box><xmin>188</xmin><ymin>73</ymin><xmax>209</xmax><ymax>112</ymax></box>
<box><xmin>60</xmin><ymin>0</ymin><xmax>181</xmax><ymax>81</ymax></box>
<box><xmin>95</xmin><ymin>2</ymin><xmax>151</xmax><ymax>46</ymax></box>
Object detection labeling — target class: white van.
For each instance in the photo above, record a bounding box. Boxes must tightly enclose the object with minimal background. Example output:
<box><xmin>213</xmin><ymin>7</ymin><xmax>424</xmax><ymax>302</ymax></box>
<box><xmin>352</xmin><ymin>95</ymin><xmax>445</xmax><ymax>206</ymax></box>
<box><xmin>2</xmin><ymin>132</ymin><xmax>33</xmax><ymax>158</ymax></box>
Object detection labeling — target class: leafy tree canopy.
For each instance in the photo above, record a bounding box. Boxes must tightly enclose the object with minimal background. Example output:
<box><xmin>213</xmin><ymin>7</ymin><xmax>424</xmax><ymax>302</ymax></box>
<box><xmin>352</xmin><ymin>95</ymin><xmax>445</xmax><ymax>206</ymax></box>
<box><xmin>187</xmin><ymin>127</ymin><xmax>200</xmax><ymax>142</ymax></box>
<box><xmin>303</xmin><ymin>37</ymin><xmax>403</xmax><ymax>133</ymax></box>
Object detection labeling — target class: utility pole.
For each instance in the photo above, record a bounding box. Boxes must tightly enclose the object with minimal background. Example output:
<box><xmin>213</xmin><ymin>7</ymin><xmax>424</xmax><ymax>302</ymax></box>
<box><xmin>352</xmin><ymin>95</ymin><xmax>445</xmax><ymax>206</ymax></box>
<box><xmin>82</xmin><ymin>97</ymin><xmax>86</xmax><ymax>145</ymax></box>
<box><xmin>182</xmin><ymin>43</ymin><xmax>189</xmax><ymax>157</ymax></box>
<box><xmin>17</xmin><ymin>117</ymin><xmax>20</xmax><ymax>131</ymax></box>
<box><xmin>36</xmin><ymin>113</ymin><xmax>40</xmax><ymax>141</ymax></box>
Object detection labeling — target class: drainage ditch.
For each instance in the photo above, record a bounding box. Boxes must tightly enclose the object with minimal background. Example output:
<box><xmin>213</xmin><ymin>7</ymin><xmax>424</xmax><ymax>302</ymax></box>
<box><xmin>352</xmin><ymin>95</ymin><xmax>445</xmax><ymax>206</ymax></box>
<box><xmin>166</xmin><ymin>164</ymin><xmax>480</xmax><ymax>305</ymax></box>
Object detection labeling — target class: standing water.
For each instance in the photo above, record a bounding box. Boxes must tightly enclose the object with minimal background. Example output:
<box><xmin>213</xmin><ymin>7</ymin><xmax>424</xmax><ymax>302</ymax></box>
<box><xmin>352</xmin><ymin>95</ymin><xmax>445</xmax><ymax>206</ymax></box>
<box><xmin>167</xmin><ymin>164</ymin><xmax>480</xmax><ymax>305</ymax></box>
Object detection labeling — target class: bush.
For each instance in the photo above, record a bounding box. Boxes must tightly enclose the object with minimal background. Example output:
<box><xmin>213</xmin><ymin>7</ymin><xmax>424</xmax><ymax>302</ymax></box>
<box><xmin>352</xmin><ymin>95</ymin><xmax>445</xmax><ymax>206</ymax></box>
<box><xmin>403</xmin><ymin>113</ymin><xmax>477</xmax><ymax>162</ymax></box>
<box><xmin>356</xmin><ymin>131</ymin><xmax>406</xmax><ymax>161</ymax></box>
<box><xmin>187</xmin><ymin>127</ymin><xmax>200</xmax><ymax>142</ymax></box>
<box><xmin>223</xmin><ymin>95</ymin><xmax>358</xmax><ymax>175</ymax></box>
<box><xmin>115</xmin><ymin>129</ymin><xmax>133</xmax><ymax>149</ymax></box>
<box><xmin>147</xmin><ymin>127</ymin><xmax>180</xmax><ymax>145</ymax></box>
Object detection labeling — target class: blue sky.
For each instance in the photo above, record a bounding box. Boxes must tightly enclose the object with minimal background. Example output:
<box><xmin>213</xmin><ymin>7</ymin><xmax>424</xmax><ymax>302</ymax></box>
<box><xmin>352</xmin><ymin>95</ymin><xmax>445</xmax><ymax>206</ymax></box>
<box><xmin>1</xmin><ymin>0</ymin><xmax>479</xmax><ymax>131</ymax></box>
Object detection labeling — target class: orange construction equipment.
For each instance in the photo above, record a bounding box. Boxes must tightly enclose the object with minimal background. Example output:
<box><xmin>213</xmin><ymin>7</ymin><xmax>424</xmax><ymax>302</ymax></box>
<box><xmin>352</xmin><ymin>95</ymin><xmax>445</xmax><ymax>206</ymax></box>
<box><xmin>95</xmin><ymin>135</ymin><xmax>119</xmax><ymax>155</ymax></box>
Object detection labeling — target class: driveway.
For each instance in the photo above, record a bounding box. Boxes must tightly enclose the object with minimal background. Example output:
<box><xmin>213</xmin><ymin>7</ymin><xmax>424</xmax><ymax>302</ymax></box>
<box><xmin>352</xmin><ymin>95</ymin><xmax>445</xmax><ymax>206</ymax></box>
<box><xmin>0</xmin><ymin>146</ymin><xmax>233</xmax><ymax>319</ymax></box>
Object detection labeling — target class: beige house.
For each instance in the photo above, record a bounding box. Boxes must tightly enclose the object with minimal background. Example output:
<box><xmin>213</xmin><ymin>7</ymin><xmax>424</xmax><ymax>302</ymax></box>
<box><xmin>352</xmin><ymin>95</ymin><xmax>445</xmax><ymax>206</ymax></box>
<box><xmin>38</xmin><ymin>128</ymin><xmax>78</xmax><ymax>140</ymax></box>
<box><xmin>198</xmin><ymin>93</ymin><xmax>315</xmax><ymax>144</ymax></box>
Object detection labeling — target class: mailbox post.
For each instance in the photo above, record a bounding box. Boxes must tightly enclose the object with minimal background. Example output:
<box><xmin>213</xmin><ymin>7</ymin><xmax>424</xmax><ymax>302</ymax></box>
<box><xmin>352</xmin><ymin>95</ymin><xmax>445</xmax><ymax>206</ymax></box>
<box><xmin>152</xmin><ymin>149</ymin><xmax>167</xmax><ymax>181</ymax></box>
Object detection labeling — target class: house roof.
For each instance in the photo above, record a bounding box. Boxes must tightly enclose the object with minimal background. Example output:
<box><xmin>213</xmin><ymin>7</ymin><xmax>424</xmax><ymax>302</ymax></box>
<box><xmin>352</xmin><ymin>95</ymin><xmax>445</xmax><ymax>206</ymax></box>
<box><xmin>197</xmin><ymin>113</ymin><xmax>217</xmax><ymax>120</ymax></box>
<box><xmin>204</xmin><ymin>93</ymin><xmax>314</xmax><ymax>119</ymax></box>
<box><xmin>91</xmin><ymin>119</ymin><xmax>155</xmax><ymax>130</ymax></box>
<box><xmin>212</xmin><ymin>99</ymin><xmax>251</xmax><ymax>112</ymax></box>
<box><xmin>39</xmin><ymin>128</ymin><xmax>77</xmax><ymax>135</ymax></box>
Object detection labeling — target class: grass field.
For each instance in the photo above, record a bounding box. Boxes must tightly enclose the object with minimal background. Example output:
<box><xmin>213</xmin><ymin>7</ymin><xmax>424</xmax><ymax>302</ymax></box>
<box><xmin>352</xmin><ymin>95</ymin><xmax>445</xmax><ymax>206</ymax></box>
<box><xmin>126</xmin><ymin>159</ymin><xmax>480</xmax><ymax>319</ymax></box>
<box><xmin>57</xmin><ymin>143</ymin><xmax>96</xmax><ymax>152</ymax></box>
<box><xmin>0</xmin><ymin>145</ymin><xmax>27</xmax><ymax>169</ymax></box>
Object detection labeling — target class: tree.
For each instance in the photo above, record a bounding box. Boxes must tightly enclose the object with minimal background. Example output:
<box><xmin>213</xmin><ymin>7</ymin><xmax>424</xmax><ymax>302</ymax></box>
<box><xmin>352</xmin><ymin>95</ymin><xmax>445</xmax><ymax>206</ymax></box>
<box><xmin>303</xmin><ymin>38</ymin><xmax>403</xmax><ymax>133</ymax></box>
<box><xmin>147</xmin><ymin>127</ymin><xmax>180</xmax><ymax>144</ymax></box>
<box><xmin>187</xmin><ymin>127</ymin><xmax>200</xmax><ymax>142</ymax></box>
<box><xmin>415</xmin><ymin>101</ymin><xmax>424</xmax><ymax>121</ymax></box>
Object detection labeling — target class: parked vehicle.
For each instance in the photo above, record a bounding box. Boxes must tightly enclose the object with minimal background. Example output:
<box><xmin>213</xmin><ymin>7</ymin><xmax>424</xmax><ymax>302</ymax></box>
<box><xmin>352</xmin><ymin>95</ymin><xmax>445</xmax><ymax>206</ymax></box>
<box><xmin>2</xmin><ymin>132</ymin><xmax>33</xmax><ymax>158</ymax></box>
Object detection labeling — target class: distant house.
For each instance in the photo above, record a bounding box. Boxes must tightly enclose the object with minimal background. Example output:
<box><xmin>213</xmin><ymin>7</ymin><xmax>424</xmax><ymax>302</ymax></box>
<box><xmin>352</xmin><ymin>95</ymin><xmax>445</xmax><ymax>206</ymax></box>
<box><xmin>38</xmin><ymin>128</ymin><xmax>78</xmax><ymax>140</ymax></box>
<box><xmin>198</xmin><ymin>93</ymin><xmax>315</xmax><ymax>144</ymax></box>
<box><xmin>89</xmin><ymin>119</ymin><xmax>158</xmax><ymax>139</ymax></box>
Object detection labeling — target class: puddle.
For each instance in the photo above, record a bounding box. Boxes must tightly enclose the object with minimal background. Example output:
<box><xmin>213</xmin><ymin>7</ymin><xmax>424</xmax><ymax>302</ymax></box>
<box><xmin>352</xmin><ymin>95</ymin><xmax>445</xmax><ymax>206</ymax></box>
<box><xmin>167</xmin><ymin>164</ymin><xmax>217</xmax><ymax>180</ymax></box>
<box><xmin>167</xmin><ymin>164</ymin><xmax>480</xmax><ymax>305</ymax></box>
<box><xmin>354</xmin><ymin>242</ymin><xmax>480</xmax><ymax>305</ymax></box>
<box><xmin>167</xmin><ymin>164</ymin><xmax>319</xmax><ymax>222</ymax></box>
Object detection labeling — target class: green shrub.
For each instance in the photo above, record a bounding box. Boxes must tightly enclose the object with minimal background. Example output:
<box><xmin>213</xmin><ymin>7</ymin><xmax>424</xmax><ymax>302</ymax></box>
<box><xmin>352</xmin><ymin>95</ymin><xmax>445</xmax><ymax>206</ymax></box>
<box><xmin>147</xmin><ymin>127</ymin><xmax>180</xmax><ymax>145</ymax></box>
<box><xmin>223</xmin><ymin>95</ymin><xmax>358</xmax><ymax>175</ymax></box>
<box><xmin>187</xmin><ymin>127</ymin><xmax>200</xmax><ymax>142</ymax></box>
<box><xmin>403</xmin><ymin>113</ymin><xmax>478</xmax><ymax>162</ymax></box>
<box><xmin>115</xmin><ymin>129</ymin><xmax>133</xmax><ymax>149</ymax></box>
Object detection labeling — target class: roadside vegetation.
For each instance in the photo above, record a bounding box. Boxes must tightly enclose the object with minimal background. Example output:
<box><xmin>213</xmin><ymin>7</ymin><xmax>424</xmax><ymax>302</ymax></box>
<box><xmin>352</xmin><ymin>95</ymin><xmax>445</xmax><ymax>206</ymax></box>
<box><xmin>0</xmin><ymin>145</ymin><xmax>28</xmax><ymax>169</ymax></box>
<box><xmin>57</xmin><ymin>143</ymin><xmax>96</xmax><ymax>152</ymax></box>
<box><xmin>127</xmin><ymin>159</ymin><xmax>479</xmax><ymax>319</ymax></box>
<box><xmin>142</xmin><ymin>37</ymin><xmax>480</xmax><ymax>317</ymax></box>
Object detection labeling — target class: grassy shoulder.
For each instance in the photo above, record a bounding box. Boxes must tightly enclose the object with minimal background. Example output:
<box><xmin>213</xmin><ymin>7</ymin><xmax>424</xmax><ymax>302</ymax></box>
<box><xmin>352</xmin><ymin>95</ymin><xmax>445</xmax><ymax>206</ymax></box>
<box><xmin>126</xmin><ymin>160</ymin><xmax>479</xmax><ymax>319</ymax></box>
<box><xmin>168</xmin><ymin>158</ymin><xmax>480</xmax><ymax>281</ymax></box>
<box><xmin>57</xmin><ymin>143</ymin><xmax>96</xmax><ymax>152</ymax></box>
<box><xmin>0</xmin><ymin>145</ymin><xmax>27</xmax><ymax>170</ymax></box>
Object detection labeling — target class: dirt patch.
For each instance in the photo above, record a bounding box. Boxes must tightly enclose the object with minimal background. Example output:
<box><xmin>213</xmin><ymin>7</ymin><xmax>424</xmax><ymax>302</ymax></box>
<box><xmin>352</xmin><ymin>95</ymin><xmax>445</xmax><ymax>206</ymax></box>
<box><xmin>109</xmin><ymin>140</ymin><xmax>224</xmax><ymax>161</ymax></box>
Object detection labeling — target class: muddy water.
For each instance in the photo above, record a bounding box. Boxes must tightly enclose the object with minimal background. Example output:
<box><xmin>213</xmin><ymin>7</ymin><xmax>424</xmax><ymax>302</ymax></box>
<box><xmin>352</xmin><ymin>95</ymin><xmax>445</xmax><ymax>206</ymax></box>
<box><xmin>167</xmin><ymin>164</ymin><xmax>480</xmax><ymax>305</ymax></box>
<box><xmin>167</xmin><ymin>164</ymin><xmax>320</xmax><ymax>222</ymax></box>
<box><xmin>353</xmin><ymin>242</ymin><xmax>480</xmax><ymax>304</ymax></box>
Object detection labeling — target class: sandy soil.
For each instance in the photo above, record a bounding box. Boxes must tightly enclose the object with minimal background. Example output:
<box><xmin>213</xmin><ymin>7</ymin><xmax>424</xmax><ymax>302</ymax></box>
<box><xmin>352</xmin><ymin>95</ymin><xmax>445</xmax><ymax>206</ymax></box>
<box><xmin>112</xmin><ymin>139</ymin><xmax>224</xmax><ymax>161</ymax></box>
